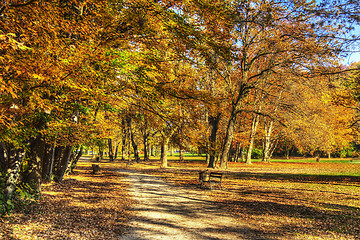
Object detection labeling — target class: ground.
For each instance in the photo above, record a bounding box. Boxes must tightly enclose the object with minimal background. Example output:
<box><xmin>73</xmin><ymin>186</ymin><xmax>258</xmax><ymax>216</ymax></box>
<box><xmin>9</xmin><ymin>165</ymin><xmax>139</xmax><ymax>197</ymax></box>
<box><xmin>0</xmin><ymin>161</ymin><xmax>133</xmax><ymax>239</ymax></box>
<box><xmin>120</xmin><ymin>169</ymin><xmax>264</xmax><ymax>240</ymax></box>
<box><xmin>1</xmin><ymin>157</ymin><xmax>359</xmax><ymax>239</ymax></box>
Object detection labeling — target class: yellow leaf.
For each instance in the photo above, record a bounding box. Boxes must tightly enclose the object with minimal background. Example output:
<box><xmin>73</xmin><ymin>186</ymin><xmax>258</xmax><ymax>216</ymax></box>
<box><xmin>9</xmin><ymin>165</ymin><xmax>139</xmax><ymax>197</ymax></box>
<box><xmin>32</xmin><ymin>74</ymin><xmax>43</xmax><ymax>79</ymax></box>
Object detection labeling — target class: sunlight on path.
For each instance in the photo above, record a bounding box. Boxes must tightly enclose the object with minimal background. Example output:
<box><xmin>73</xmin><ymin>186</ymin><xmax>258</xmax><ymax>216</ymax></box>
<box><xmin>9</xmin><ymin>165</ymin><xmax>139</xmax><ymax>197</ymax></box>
<box><xmin>118</xmin><ymin>170</ymin><xmax>266</xmax><ymax>240</ymax></box>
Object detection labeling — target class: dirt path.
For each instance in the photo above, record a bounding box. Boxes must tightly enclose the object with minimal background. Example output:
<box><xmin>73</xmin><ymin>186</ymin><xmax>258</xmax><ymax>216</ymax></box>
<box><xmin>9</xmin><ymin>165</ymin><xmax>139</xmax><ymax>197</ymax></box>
<box><xmin>119</xmin><ymin>170</ymin><xmax>269</xmax><ymax>240</ymax></box>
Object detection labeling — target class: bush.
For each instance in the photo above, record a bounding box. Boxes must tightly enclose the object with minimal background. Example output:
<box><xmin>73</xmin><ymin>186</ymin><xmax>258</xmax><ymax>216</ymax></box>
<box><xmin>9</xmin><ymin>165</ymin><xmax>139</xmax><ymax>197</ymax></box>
<box><xmin>0</xmin><ymin>171</ymin><xmax>40</xmax><ymax>216</ymax></box>
<box><xmin>338</xmin><ymin>144</ymin><xmax>358</xmax><ymax>158</ymax></box>
<box><xmin>251</xmin><ymin>148</ymin><xmax>263</xmax><ymax>159</ymax></box>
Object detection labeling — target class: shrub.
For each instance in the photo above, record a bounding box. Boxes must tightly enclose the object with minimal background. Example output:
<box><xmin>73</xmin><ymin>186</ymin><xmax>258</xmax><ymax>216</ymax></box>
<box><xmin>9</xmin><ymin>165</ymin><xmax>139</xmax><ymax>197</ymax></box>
<box><xmin>251</xmin><ymin>148</ymin><xmax>263</xmax><ymax>159</ymax></box>
<box><xmin>0</xmin><ymin>171</ymin><xmax>40</xmax><ymax>216</ymax></box>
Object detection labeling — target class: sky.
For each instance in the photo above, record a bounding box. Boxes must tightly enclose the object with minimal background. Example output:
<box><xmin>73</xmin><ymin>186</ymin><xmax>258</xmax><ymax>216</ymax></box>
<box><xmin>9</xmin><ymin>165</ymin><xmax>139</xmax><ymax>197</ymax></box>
<box><xmin>344</xmin><ymin>52</ymin><xmax>360</xmax><ymax>65</ymax></box>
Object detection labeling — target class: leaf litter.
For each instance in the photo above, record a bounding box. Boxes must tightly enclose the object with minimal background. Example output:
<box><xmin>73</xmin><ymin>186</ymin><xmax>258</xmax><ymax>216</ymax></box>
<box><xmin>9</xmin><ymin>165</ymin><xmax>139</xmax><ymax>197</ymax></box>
<box><xmin>0</xmin><ymin>162</ymin><xmax>134</xmax><ymax>240</ymax></box>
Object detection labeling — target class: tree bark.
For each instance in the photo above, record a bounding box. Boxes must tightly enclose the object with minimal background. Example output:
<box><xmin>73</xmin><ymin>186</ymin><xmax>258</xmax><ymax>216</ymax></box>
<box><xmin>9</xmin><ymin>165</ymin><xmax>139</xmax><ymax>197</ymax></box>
<box><xmin>127</xmin><ymin>117</ymin><xmax>140</xmax><ymax>163</ymax></box>
<box><xmin>0</xmin><ymin>142</ymin><xmax>8</xmax><ymax>172</ymax></box>
<box><xmin>52</xmin><ymin>146</ymin><xmax>64</xmax><ymax>177</ymax></box>
<box><xmin>160</xmin><ymin>145</ymin><xmax>164</xmax><ymax>161</ymax></box>
<box><xmin>286</xmin><ymin>149</ymin><xmax>290</xmax><ymax>160</ymax></box>
<box><xmin>41</xmin><ymin>144</ymin><xmax>54</xmax><ymax>182</ymax></box>
<box><xmin>4</xmin><ymin>147</ymin><xmax>25</xmax><ymax>201</ymax></box>
<box><xmin>127</xmin><ymin>135</ymin><xmax>132</xmax><ymax>163</ymax></box>
<box><xmin>143</xmin><ymin>134</ymin><xmax>149</xmax><ymax>161</ymax></box>
<box><xmin>150</xmin><ymin>145</ymin><xmax>154</xmax><ymax>156</ymax></box>
<box><xmin>25</xmin><ymin>136</ymin><xmax>45</xmax><ymax>191</ymax></box>
<box><xmin>219</xmin><ymin>112</ymin><xmax>237</xmax><ymax>169</ymax></box>
<box><xmin>114</xmin><ymin>143</ymin><xmax>119</xmax><ymax>161</ymax></box>
<box><xmin>161</xmin><ymin>138</ymin><xmax>170</xmax><ymax>168</ymax></box>
<box><xmin>67</xmin><ymin>146</ymin><xmax>83</xmax><ymax>174</ymax></box>
<box><xmin>246</xmin><ymin>113</ymin><xmax>260</xmax><ymax>164</ymax></box>
<box><xmin>262</xmin><ymin>118</ymin><xmax>274</xmax><ymax>163</ymax></box>
<box><xmin>207</xmin><ymin>113</ymin><xmax>221</xmax><ymax>168</ymax></box>
<box><xmin>98</xmin><ymin>146</ymin><xmax>103</xmax><ymax>161</ymax></box>
<box><xmin>170</xmin><ymin>146</ymin><xmax>174</xmax><ymax>156</ymax></box>
<box><xmin>179</xmin><ymin>146</ymin><xmax>184</xmax><ymax>162</ymax></box>
<box><xmin>241</xmin><ymin>146</ymin><xmax>246</xmax><ymax>162</ymax></box>
<box><xmin>131</xmin><ymin>133</ymin><xmax>140</xmax><ymax>163</ymax></box>
<box><xmin>108</xmin><ymin>139</ymin><xmax>114</xmax><ymax>162</ymax></box>
<box><xmin>121</xmin><ymin>136</ymin><xmax>126</xmax><ymax>161</ymax></box>
<box><xmin>54</xmin><ymin>146</ymin><xmax>73</xmax><ymax>182</ymax></box>
<box><xmin>234</xmin><ymin>142</ymin><xmax>242</xmax><ymax>162</ymax></box>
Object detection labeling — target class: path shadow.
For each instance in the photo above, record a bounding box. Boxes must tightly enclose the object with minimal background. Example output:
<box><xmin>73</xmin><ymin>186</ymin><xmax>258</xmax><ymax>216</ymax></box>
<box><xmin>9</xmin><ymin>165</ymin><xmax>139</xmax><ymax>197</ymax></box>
<box><xmin>120</xmin><ymin>170</ymin><xmax>283</xmax><ymax>240</ymax></box>
<box><xmin>120</xmin><ymin>169</ymin><xmax>360</xmax><ymax>239</ymax></box>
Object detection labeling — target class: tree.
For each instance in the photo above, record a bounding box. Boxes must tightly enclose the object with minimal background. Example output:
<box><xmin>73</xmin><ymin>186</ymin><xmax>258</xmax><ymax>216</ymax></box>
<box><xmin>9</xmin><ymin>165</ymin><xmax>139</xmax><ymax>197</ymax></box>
<box><xmin>211</xmin><ymin>0</ymin><xmax>345</xmax><ymax>168</ymax></box>
<box><xmin>0</xmin><ymin>0</ymin><xmax>169</xmax><ymax>197</ymax></box>
<box><xmin>283</xmin><ymin>74</ymin><xmax>354</xmax><ymax>159</ymax></box>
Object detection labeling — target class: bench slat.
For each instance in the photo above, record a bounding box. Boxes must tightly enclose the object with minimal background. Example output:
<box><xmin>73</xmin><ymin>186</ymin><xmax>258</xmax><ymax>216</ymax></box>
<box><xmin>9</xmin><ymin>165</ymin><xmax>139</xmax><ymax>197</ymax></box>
<box><xmin>199</xmin><ymin>171</ymin><xmax>224</xmax><ymax>190</ymax></box>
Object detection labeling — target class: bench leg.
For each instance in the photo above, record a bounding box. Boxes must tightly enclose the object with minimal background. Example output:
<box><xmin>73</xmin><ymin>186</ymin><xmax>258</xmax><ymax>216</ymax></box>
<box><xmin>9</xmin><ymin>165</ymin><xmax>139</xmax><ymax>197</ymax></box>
<box><xmin>209</xmin><ymin>182</ymin><xmax>222</xmax><ymax>190</ymax></box>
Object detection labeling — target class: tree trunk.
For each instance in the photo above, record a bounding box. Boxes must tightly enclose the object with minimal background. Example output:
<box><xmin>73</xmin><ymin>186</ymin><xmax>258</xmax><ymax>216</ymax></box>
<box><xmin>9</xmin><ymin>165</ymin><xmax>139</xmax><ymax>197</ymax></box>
<box><xmin>130</xmin><ymin>133</ymin><xmax>140</xmax><ymax>163</ymax></box>
<box><xmin>25</xmin><ymin>136</ymin><xmax>45</xmax><ymax>191</ymax></box>
<box><xmin>150</xmin><ymin>145</ymin><xmax>155</xmax><ymax>157</ymax></box>
<box><xmin>127</xmin><ymin>118</ymin><xmax>140</xmax><ymax>163</ymax></box>
<box><xmin>4</xmin><ymin>147</ymin><xmax>25</xmax><ymax>201</ymax></box>
<box><xmin>161</xmin><ymin>138</ymin><xmax>170</xmax><ymax>168</ymax></box>
<box><xmin>207</xmin><ymin>113</ymin><xmax>221</xmax><ymax>168</ymax></box>
<box><xmin>108</xmin><ymin>139</ymin><xmax>114</xmax><ymax>162</ymax></box>
<box><xmin>0</xmin><ymin>142</ymin><xmax>8</xmax><ymax>172</ymax></box>
<box><xmin>234</xmin><ymin>142</ymin><xmax>241</xmax><ymax>162</ymax></box>
<box><xmin>114</xmin><ymin>144</ymin><xmax>119</xmax><ymax>161</ymax></box>
<box><xmin>160</xmin><ymin>145</ymin><xmax>164</xmax><ymax>161</ymax></box>
<box><xmin>269</xmin><ymin>140</ymin><xmax>278</xmax><ymax>161</ymax></box>
<box><xmin>127</xmin><ymin>135</ymin><xmax>132</xmax><ymax>163</ymax></box>
<box><xmin>99</xmin><ymin>146</ymin><xmax>104</xmax><ymax>161</ymax></box>
<box><xmin>121</xmin><ymin>136</ymin><xmax>126</xmax><ymax>161</ymax></box>
<box><xmin>67</xmin><ymin>146</ymin><xmax>83</xmax><ymax>174</ymax></box>
<box><xmin>170</xmin><ymin>146</ymin><xmax>174</xmax><ymax>156</ymax></box>
<box><xmin>246</xmin><ymin>113</ymin><xmax>260</xmax><ymax>164</ymax></box>
<box><xmin>52</xmin><ymin>146</ymin><xmax>64</xmax><ymax>177</ymax></box>
<box><xmin>41</xmin><ymin>144</ymin><xmax>53</xmax><ymax>182</ymax></box>
<box><xmin>54</xmin><ymin>146</ymin><xmax>73</xmax><ymax>182</ymax></box>
<box><xmin>241</xmin><ymin>146</ymin><xmax>246</xmax><ymax>162</ymax></box>
<box><xmin>179</xmin><ymin>146</ymin><xmax>184</xmax><ymax>162</ymax></box>
<box><xmin>143</xmin><ymin>134</ymin><xmax>149</xmax><ymax>161</ymax></box>
<box><xmin>219</xmin><ymin>112</ymin><xmax>236</xmax><ymax>169</ymax></box>
<box><xmin>262</xmin><ymin>118</ymin><xmax>274</xmax><ymax>163</ymax></box>
<box><xmin>65</xmin><ymin>151</ymin><xmax>76</xmax><ymax>175</ymax></box>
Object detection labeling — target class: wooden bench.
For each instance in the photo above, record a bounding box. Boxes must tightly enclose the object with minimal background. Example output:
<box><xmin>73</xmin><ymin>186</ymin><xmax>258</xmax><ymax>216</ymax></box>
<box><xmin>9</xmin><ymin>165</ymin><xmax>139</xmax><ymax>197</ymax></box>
<box><xmin>199</xmin><ymin>171</ymin><xmax>224</xmax><ymax>190</ymax></box>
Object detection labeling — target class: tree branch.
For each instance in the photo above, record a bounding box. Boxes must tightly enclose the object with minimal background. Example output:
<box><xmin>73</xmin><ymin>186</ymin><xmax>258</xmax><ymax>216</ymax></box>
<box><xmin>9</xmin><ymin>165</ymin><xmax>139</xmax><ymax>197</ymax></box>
<box><xmin>9</xmin><ymin>0</ymin><xmax>37</xmax><ymax>8</ymax></box>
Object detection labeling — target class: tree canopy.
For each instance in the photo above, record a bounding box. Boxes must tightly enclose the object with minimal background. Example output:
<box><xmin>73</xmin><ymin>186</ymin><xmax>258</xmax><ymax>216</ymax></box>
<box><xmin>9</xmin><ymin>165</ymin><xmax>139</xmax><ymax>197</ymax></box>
<box><xmin>1</xmin><ymin>0</ymin><xmax>360</xmax><ymax>208</ymax></box>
